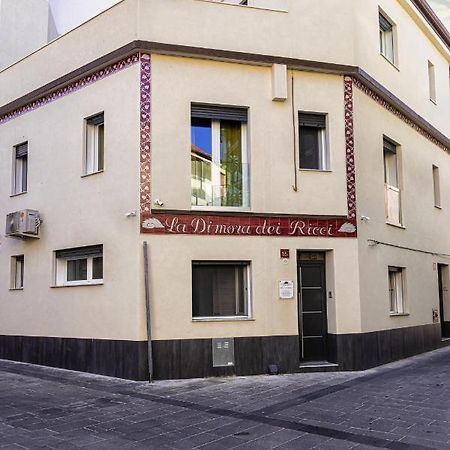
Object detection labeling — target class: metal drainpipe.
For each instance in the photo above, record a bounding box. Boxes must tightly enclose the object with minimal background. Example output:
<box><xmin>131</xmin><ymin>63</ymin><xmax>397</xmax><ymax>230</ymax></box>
<box><xmin>143</xmin><ymin>241</ymin><xmax>153</xmax><ymax>382</ymax></box>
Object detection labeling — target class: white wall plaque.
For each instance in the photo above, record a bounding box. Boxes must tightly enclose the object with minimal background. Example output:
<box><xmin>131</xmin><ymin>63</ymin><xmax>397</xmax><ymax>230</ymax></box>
<box><xmin>279</xmin><ymin>280</ymin><xmax>294</xmax><ymax>299</ymax></box>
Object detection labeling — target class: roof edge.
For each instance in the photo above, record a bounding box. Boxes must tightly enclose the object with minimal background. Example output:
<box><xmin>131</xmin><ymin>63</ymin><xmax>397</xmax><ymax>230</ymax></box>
<box><xmin>411</xmin><ymin>0</ymin><xmax>450</xmax><ymax>50</ymax></box>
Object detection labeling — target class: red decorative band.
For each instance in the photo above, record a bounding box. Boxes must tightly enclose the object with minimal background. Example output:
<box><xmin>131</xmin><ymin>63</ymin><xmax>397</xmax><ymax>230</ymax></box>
<box><xmin>141</xmin><ymin>213</ymin><xmax>357</xmax><ymax>238</ymax></box>
<box><xmin>0</xmin><ymin>54</ymin><xmax>140</xmax><ymax>125</ymax></box>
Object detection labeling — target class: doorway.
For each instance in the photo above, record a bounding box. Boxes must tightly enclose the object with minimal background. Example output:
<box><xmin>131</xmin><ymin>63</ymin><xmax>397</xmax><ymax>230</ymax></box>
<box><xmin>298</xmin><ymin>252</ymin><xmax>328</xmax><ymax>362</ymax></box>
<box><xmin>438</xmin><ymin>264</ymin><xmax>450</xmax><ymax>339</ymax></box>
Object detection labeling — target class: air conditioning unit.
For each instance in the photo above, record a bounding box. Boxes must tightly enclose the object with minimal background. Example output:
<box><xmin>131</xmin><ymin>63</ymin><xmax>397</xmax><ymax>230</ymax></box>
<box><xmin>6</xmin><ymin>210</ymin><xmax>41</xmax><ymax>238</ymax></box>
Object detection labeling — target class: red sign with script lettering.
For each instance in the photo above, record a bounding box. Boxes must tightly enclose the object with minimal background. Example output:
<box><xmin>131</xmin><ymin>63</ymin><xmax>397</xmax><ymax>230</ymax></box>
<box><xmin>141</xmin><ymin>213</ymin><xmax>357</xmax><ymax>238</ymax></box>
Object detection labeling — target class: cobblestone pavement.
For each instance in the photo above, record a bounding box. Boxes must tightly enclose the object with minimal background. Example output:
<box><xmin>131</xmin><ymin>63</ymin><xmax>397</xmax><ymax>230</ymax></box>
<box><xmin>1</xmin><ymin>347</ymin><xmax>450</xmax><ymax>450</ymax></box>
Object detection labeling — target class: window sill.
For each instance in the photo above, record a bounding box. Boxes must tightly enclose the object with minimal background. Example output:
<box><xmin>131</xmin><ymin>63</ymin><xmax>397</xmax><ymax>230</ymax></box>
<box><xmin>430</xmin><ymin>98</ymin><xmax>437</xmax><ymax>106</ymax></box>
<box><xmin>10</xmin><ymin>191</ymin><xmax>27</xmax><ymax>198</ymax></box>
<box><xmin>434</xmin><ymin>205</ymin><xmax>442</xmax><ymax>210</ymax></box>
<box><xmin>299</xmin><ymin>168</ymin><xmax>332</xmax><ymax>173</ymax></box>
<box><xmin>51</xmin><ymin>282</ymin><xmax>104</xmax><ymax>288</ymax></box>
<box><xmin>191</xmin><ymin>206</ymin><xmax>251</xmax><ymax>213</ymax></box>
<box><xmin>81</xmin><ymin>170</ymin><xmax>104</xmax><ymax>178</ymax></box>
<box><xmin>380</xmin><ymin>54</ymin><xmax>400</xmax><ymax>71</ymax></box>
<box><xmin>9</xmin><ymin>287</ymin><xmax>23</xmax><ymax>291</ymax></box>
<box><xmin>386</xmin><ymin>221</ymin><xmax>405</xmax><ymax>230</ymax></box>
<box><xmin>390</xmin><ymin>313</ymin><xmax>410</xmax><ymax>317</ymax></box>
<box><xmin>197</xmin><ymin>0</ymin><xmax>288</xmax><ymax>13</ymax></box>
<box><xmin>193</xmin><ymin>316</ymin><xmax>254</xmax><ymax>322</ymax></box>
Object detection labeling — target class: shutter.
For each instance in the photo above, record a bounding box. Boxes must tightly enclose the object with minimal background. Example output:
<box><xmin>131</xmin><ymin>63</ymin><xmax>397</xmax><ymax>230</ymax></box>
<box><xmin>299</xmin><ymin>113</ymin><xmax>326</xmax><ymax>128</ymax></box>
<box><xmin>86</xmin><ymin>113</ymin><xmax>104</xmax><ymax>126</ymax></box>
<box><xmin>15</xmin><ymin>143</ymin><xmax>28</xmax><ymax>158</ymax></box>
<box><xmin>56</xmin><ymin>245</ymin><xmax>103</xmax><ymax>259</ymax></box>
<box><xmin>191</xmin><ymin>104</ymin><xmax>248</xmax><ymax>122</ymax></box>
<box><xmin>383</xmin><ymin>138</ymin><xmax>397</xmax><ymax>153</ymax></box>
<box><xmin>379</xmin><ymin>13</ymin><xmax>392</xmax><ymax>32</ymax></box>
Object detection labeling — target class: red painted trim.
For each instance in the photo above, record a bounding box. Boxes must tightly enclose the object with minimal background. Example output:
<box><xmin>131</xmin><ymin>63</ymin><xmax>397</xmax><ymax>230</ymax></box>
<box><xmin>140</xmin><ymin>77</ymin><xmax>358</xmax><ymax>238</ymax></box>
<box><xmin>141</xmin><ymin>213</ymin><xmax>357</xmax><ymax>238</ymax></box>
<box><xmin>140</xmin><ymin>54</ymin><xmax>152</xmax><ymax>214</ymax></box>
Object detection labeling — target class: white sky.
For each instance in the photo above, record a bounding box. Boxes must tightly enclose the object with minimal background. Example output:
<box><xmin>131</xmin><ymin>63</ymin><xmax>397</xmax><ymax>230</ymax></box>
<box><xmin>49</xmin><ymin>0</ymin><xmax>121</xmax><ymax>34</ymax></box>
<box><xmin>428</xmin><ymin>0</ymin><xmax>450</xmax><ymax>30</ymax></box>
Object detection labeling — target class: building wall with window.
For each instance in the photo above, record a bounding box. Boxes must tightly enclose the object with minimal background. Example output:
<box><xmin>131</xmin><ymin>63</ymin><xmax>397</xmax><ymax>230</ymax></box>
<box><xmin>0</xmin><ymin>65</ymin><xmax>145</xmax><ymax>343</ymax></box>
<box><xmin>0</xmin><ymin>0</ymin><xmax>449</xmax><ymax>380</ymax></box>
<box><xmin>354</xmin><ymin>85</ymin><xmax>450</xmax><ymax>333</ymax></box>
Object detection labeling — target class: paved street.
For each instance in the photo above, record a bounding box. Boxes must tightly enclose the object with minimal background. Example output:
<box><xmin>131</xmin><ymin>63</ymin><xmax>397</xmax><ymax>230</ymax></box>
<box><xmin>0</xmin><ymin>348</ymin><xmax>450</xmax><ymax>450</ymax></box>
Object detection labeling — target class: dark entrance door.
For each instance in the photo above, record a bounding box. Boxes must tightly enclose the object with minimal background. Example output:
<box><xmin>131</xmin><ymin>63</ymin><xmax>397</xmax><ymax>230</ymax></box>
<box><xmin>438</xmin><ymin>264</ymin><xmax>449</xmax><ymax>338</ymax></box>
<box><xmin>298</xmin><ymin>252</ymin><xmax>328</xmax><ymax>361</ymax></box>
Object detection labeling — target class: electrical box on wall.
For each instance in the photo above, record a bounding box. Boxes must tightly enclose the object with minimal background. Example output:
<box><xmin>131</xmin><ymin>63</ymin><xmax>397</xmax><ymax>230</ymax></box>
<box><xmin>212</xmin><ymin>338</ymin><xmax>235</xmax><ymax>367</ymax></box>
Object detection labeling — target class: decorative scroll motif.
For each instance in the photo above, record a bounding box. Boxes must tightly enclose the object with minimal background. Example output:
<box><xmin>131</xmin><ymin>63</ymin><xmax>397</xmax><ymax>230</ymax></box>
<box><xmin>142</xmin><ymin>214</ymin><xmax>357</xmax><ymax>238</ymax></box>
<box><xmin>0</xmin><ymin>54</ymin><xmax>140</xmax><ymax>125</ymax></box>
<box><xmin>352</xmin><ymin>77</ymin><xmax>450</xmax><ymax>153</ymax></box>
<box><xmin>139</xmin><ymin>53</ymin><xmax>152</xmax><ymax>214</ymax></box>
<box><xmin>344</xmin><ymin>76</ymin><xmax>357</xmax><ymax>221</ymax></box>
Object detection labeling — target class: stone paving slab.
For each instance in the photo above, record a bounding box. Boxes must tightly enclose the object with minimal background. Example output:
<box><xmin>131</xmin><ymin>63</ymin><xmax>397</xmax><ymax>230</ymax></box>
<box><xmin>0</xmin><ymin>347</ymin><xmax>450</xmax><ymax>449</ymax></box>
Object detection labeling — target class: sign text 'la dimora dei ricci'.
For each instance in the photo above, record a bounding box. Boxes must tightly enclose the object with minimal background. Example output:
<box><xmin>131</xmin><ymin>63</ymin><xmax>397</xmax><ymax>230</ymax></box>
<box><xmin>141</xmin><ymin>214</ymin><xmax>357</xmax><ymax>237</ymax></box>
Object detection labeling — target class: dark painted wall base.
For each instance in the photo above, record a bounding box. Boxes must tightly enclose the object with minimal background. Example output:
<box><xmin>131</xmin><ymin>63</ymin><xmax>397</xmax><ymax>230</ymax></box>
<box><xmin>0</xmin><ymin>324</ymin><xmax>447</xmax><ymax>380</ymax></box>
<box><xmin>442</xmin><ymin>321</ymin><xmax>450</xmax><ymax>338</ymax></box>
<box><xmin>0</xmin><ymin>335</ymin><xmax>149</xmax><ymax>381</ymax></box>
<box><xmin>328</xmin><ymin>323</ymin><xmax>444</xmax><ymax>371</ymax></box>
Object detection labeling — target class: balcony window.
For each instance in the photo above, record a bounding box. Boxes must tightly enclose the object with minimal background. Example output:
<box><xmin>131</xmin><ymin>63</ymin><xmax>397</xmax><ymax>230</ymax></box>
<box><xmin>191</xmin><ymin>104</ymin><xmax>249</xmax><ymax>208</ymax></box>
<box><xmin>383</xmin><ymin>138</ymin><xmax>401</xmax><ymax>226</ymax></box>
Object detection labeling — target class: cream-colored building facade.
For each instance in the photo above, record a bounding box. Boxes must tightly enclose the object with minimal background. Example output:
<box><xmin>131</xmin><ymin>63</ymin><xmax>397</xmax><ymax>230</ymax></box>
<box><xmin>0</xmin><ymin>0</ymin><xmax>449</xmax><ymax>380</ymax></box>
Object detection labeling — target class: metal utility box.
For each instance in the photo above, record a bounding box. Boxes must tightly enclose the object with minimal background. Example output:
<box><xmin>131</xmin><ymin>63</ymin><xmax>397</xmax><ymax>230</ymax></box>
<box><xmin>212</xmin><ymin>338</ymin><xmax>235</xmax><ymax>367</ymax></box>
<box><xmin>6</xmin><ymin>209</ymin><xmax>41</xmax><ymax>238</ymax></box>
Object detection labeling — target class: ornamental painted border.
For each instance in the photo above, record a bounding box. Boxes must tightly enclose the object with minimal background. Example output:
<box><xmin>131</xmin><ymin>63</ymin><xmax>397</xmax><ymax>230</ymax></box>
<box><xmin>352</xmin><ymin>77</ymin><xmax>450</xmax><ymax>154</ymax></box>
<box><xmin>140</xmin><ymin>73</ymin><xmax>358</xmax><ymax>237</ymax></box>
<box><xmin>0</xmin><ymin>54</ymin><xmax>140</xmax><ymax>125</ymax></box>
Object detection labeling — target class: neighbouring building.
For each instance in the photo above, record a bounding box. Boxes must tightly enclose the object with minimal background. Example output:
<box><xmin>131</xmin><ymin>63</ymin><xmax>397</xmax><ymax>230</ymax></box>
<box><xmin>0</xmin><ymin>0</ymin><xmax>449</xmax><ymax>381</ymax></box>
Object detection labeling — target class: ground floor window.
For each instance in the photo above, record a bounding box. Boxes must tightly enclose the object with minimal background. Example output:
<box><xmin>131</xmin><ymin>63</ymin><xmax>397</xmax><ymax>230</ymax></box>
<box><xmin>388</xmin><ymin>266</ymin><xmax>405</xmax><ymax>314</ymax></box>
<box><xmin>192</xmin><ymin>262</ymin><xmax>250</xmax><ymax>318</ymax></box>
<box><xmin>55</xmin><ymin>245</ymin><xmax>103</xmax><ymax>286</ymax></box>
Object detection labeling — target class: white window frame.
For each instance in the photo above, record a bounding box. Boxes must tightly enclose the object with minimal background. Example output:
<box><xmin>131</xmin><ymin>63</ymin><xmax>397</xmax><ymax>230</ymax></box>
<box><xmin>389</xmin><ymin>267</ymin><xmax>405</xmax><ymax>315</ymax></box>
<box><xmin>10</xmin><ymin>255</ymin><xmax>24</xmax><ymax>290</ymax></box>
<box><xmin>192</xmin><ymin>262</ymin><xmax>252</xmax><ymax>321</ymax></box>
<box><xmin>55</xmin><ymin>254</ymin><xmax>103</xmax><ymax>287</ymax></box>
<box><xmin>379</xmin><ymin>11</ymin><xmax>396</xmax><ymax>66</ymax></box>
<box><xmin>12</xmin><ymin>143</ymin><xmax>28</xmax><ymax>195</ymax></box>
<box><xmin>428</xmin><ymin>61</ymin><xmax>437</xmax><ymax>103</ymax></box>
<box><xmin>84</xmin><ymin>113</ymin><xmax>104</xmax><ymax>175</ymax></box>
<box><xmin>433</xmin><ymin>165</ymin><xmax>441</xmax><ymax>208</ymax></box>
<box><xmin>193</xmin><ymin>119</ymin><xmax>249</xmax><ymax>210</ymax></box>
<box><xmin>298</xmin><ymin>114</ymin><xmax>329</xmax><ymax>171</ymax></box>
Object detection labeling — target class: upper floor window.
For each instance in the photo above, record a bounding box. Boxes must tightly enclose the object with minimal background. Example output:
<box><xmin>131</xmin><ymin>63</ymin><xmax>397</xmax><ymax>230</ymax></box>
<box><xmin>379</xmin><ymin>11</ymin><xmax>395</xmax><ymax>65</ymax></box>
<box><xmin>55</xmin><ymin>245</ymin><xmax>103</xmax><ymax>287</ymax></box>
<box><xmin>383</xmin><ymin>138</ymin><xmax>402</xmax><ymax>226</ymax></box>
<box><xmin>13</xmin><ymin>142</ymin><xmax>28</xmax><ymax>195</ymax></box>
<box><xmin>428</xmin><ymin>61</ymin><xmax>436</xmax><ymax>103</ymax></box>
<box><xmin>433</xmin><ymin>165</ymin><xmax>441</xmax><ymax>208</ymax></box>
<box><xmin>84</xmin><ymin>113</ymin><xmax>104</xmax><ymax>175</ymax></box>
<box><xmin>207</xmin><ymin>0</ymin><xmax>288</xmax><ymax>10</ymax></box>
<box><xmin>191</xmin><ymin>104</ymin><xmax>249</xmax><ymax>208</ymax></box>
<box><xmin>299</xmin><ymin>113</ymin><xmax>328</xmax><ymax>171</ymax></box>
